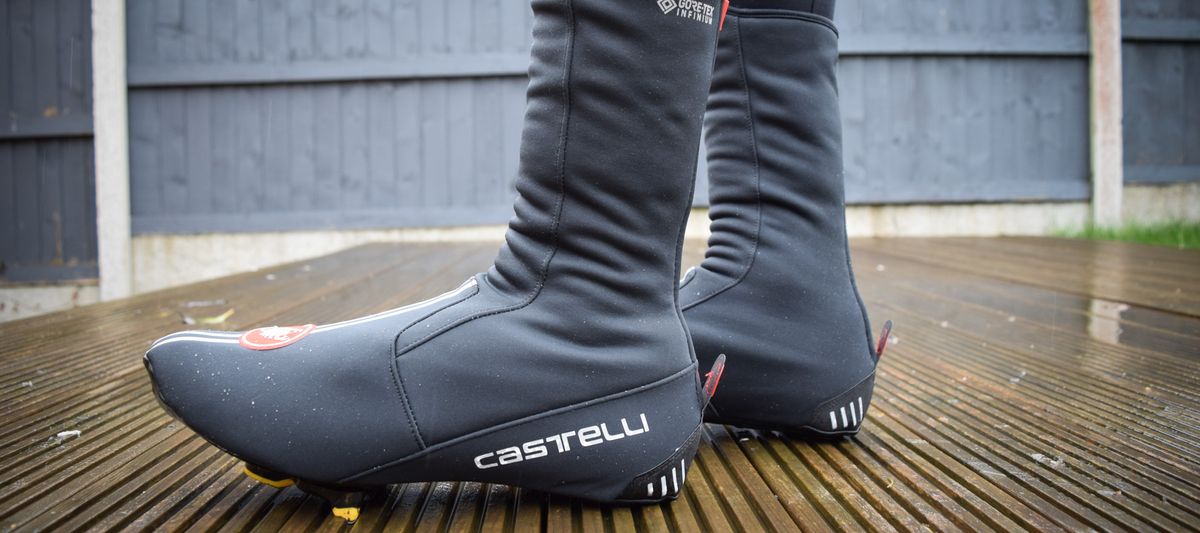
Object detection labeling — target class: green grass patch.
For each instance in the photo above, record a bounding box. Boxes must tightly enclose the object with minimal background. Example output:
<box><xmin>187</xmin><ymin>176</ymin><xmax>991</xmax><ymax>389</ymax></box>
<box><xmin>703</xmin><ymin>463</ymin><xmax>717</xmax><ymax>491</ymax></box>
<box><xmin>1054</xmin><ymin>220</ymin><xmax>1200</xmax><ymax>249</ymax></box>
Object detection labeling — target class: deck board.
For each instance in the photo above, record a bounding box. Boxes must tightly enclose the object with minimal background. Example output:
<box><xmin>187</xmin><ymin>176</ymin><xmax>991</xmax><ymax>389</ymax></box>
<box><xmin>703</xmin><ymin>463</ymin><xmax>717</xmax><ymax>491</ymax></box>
<box><xmin>1</xmin><ymin>237</ymin><xmax>1198</xmax><ymax>531</ymax></box>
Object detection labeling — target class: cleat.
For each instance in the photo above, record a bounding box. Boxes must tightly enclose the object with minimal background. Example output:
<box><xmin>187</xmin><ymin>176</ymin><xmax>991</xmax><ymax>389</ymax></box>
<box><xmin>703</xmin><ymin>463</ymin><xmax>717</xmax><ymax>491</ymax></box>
<box><xmin>294</xmin><ymin>480</ymin><xmax>369</xmax><ymax>524</ymax></box>
<box><xmin>681</xmin><ymin>3</ymin><xmax>888</xmax><ymax>437</ymax></box>
<box><xmin>142</xmin><ymin>0</ymin><xmax>726</xmax><ymax>518</ymax></box>
<box><xmin>331</xmin><ymin>507</ymin><xmax>360</xmax><ymax>524</ymax></box>
<box><xmin>242</xmin><ymin>463</ymin><xmax>294</xmax><ymax>488</ymax></box>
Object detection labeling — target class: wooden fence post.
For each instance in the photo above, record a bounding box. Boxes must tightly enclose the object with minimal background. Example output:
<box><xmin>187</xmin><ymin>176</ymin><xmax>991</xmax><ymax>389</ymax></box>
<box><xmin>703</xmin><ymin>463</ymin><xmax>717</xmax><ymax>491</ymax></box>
<box><xmin>1089</xmin><ymin>0</ymin><xmax>1124</xmax><ymax>226</ymax></box>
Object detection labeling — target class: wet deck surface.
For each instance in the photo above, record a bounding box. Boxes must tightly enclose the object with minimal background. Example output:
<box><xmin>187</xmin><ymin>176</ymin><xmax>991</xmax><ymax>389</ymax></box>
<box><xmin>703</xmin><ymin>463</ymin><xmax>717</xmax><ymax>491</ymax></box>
<box><xmin>1</xmin><ymin>237</ymin><xmax>1198</xmax><ymax>532</ymax></box>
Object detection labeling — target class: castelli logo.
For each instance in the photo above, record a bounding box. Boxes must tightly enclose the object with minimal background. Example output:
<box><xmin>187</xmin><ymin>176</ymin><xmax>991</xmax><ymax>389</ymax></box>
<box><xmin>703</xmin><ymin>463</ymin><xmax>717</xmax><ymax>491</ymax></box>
<box><xmin>238</xmin><ymin>324</ymin><xmax>315</xmax><ymax>350</ymax></box>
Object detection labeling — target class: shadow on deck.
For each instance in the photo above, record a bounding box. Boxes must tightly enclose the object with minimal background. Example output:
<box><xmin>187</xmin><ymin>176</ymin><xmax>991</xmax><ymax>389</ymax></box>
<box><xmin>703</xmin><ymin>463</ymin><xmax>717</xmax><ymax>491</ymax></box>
<box><xmin>1</xmin><ymin>237</ymin><xmax>1198</xmax><ymax>531</ymax></box>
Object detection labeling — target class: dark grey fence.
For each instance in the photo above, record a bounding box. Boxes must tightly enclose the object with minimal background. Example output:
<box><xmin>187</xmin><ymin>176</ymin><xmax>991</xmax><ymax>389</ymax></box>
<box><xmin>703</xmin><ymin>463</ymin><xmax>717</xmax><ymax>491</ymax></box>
<box><xmin>126</xmin><ymin>0</ymin><xmax>533</xmax><ymax>233</ymax></box>
<box><xmin>0</xmin><ymin>0</ymin><xmax>98</xmax><ymax>282</ymax></box>
<box><xmin>2</xmin><ymin>0</ymin><xmax>1198</xmax><ymax>282</ymax></box>
<box><xmin>124</xmin><ymin>0</ymin><xmax>1107</xmax><ymax>234</ymax></box>
<box><xmin>836</xmin><ymin>0</ymin><xmax>1093</xmax><ymax>203</ymax></box>
<box><xmin>1121</xmin><ymin>0</ymin><xmax>1200</xmax><ymax>184</ymax></box>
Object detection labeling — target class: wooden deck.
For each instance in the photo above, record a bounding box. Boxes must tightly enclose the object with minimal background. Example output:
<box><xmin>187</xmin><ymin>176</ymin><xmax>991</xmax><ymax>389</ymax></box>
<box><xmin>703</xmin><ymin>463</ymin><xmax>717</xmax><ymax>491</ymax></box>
<box><xmin>1</xmin><ymin>237</ymin><xmax>1198</xmax><ymax>532</ymax></box>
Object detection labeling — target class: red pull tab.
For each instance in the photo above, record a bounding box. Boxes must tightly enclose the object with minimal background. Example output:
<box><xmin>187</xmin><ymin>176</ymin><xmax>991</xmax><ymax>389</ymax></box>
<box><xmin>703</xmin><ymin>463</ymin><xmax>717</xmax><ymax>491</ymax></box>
<box><xmin>702</xmin><ymin>354</ymin><xmax>726</xmax><ymax>406</ymax></box>
<box><xmin>875</xmin><ymin>320</ymin><xmax>893</xmax><ymax>359</ymax></box>
<box><xmin>719</xmin><ymin>0</ymin><xmax>730</xmax><ymax>31</ymax></box>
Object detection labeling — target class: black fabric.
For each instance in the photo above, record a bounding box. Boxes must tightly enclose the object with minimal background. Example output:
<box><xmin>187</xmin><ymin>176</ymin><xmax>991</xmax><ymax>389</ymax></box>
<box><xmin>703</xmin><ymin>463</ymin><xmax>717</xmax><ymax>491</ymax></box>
<box><xmin>145</xmin><ymin>0</ymin><xmax>722</xmax><ymax>500</ymax></box>
<box><xmin>730</xmin><ymin>0</ymin><xmax>835</xmax><ymax>19</ymax></box>
<box><xmin>680</xmin><ymin>8</ymin><xmax>877</xmax><ymax>434</ymax></box>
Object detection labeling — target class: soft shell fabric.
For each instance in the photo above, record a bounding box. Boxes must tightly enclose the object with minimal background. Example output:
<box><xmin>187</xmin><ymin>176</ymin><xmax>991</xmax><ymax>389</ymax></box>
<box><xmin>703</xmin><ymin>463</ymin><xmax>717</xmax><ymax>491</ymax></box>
<box><xmin>681</xmin><ymin>6</ymin><xmax>879</xmax><ymax>435</ymax></box>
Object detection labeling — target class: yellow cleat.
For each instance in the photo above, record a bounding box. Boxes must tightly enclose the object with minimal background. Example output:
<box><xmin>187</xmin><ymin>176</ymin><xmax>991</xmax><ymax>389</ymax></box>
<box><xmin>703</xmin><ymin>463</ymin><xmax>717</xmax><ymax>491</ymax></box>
<box><xmin>242</xmin><ymin>464</ymin><xmax>295</xmax><ymax>488</ymax></box>
<box><xmin>332</xmin><ymin>506</ymin><xmax>361</xmax><ymax>524</ymax></box>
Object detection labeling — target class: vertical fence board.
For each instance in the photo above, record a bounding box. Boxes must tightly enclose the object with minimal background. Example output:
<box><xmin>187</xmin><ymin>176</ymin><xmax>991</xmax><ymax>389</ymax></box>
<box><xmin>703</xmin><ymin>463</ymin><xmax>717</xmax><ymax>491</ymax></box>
<box><xmin>59</xmin><ymin>141</ymin><xmax>85</xmax><ymax>261</ymax></box>
<box><xmin>0</xmin><ymin>145</ymin><xmax>15</xmax><ymax>261</ymax></box>
<box><xmin>0</xmin><ymin>1</ymin><xmax>11</xmax><ymax>115</ymax></box>
<box><xmin>394</xmin><ymin>82</ymin><xmax>421</xmax><ymax>208</ymax></box>
<box><xmin>339</xmin><ymin>0</ymin><xmax>367</xmax><ymax>58</ymax></box>
<box><xmin>210</xmin><ymin>89</ymin><xmax>237</xmax><ymax>213</ymax></box>
<box><xmin>261</xmin><ymin>0</ymin><xmax>287</xmax><ymax>63</ymax></box>
<box><xmin>393</xmin><ymin>0</ymin><xmax>418</xmax><ymax>55</ymax></box>
<box><xmin>10</xmin><ymin>0</ymin><xmax>34</xmax><ymax>117</ymax></box>
<box><xmin>366</xmin><ymin>0</ymin><xmax>393</xmax><ymax>59</ymax></box>
<box><xmin>185</xmin><ymin>89</ymin><xmax>213</xmax><ymax>214</ymax></box>
<box><xmin>13</xmin><ymin>143</ymin><xmax>40</xmax><ymax>261</ymax></box>
<box><xmin>313</xmin><ymin>0</ymin><xmax>337</xmax><ymax>59</ymax></box>
<box><xmin>289</xmin><ymin>88</ymin><xmax>317</xmax><ymax>211</ymax></box>
<box><xmin>419</xmin><ymin>80</ymin><xmax>448</xmax><ymax>208</ymax></box>
<box><xmin>158</xmin><ymin>90</ymin><xmax>187</xmax><ymax>215</ymax></box>
<box><xmin>262</xmin><ymin>87</ymin><xmax>291</xmax><ymax>211</ymax></box>
<box><xmin>234</xmin><ymin>0</ymin><xmax>260</xmax><ymax>62</ymax></box>
<box><xmin>339</xmin><ymin>82</ymin><xmax>368</xmax><ymax>210</ymax></box>
<box><xmin>446</xmin><ymin>81</ymin><xmax>474</xmax><ymax>207</ymax></box>
<box><xmin>367</xmin><ymin>83</ymin><xmax>397</xmax><ymax>208</ymax></box>
<box><xmin>418</xmin><ymin>0</ymin><xmax>446</xmax><ymax>54</ymax></box>
<box><xmin>235</xmin><ymin>88</ymin><xmax>263</xmax><ymax>213</ymax></box>
<box><xmin>313</xmin><ymin>84</ymin><xmax>341</xmax><ymax>211</ymax></box>
<box><xmin>129</xmin><ymin>92</ymin><xmax>160</xmax><ymax>216</ymax></box>
<box><xmin>37</xmin><ymin>140</ymin><xmax>63</xmax><ymax>264</ymax></box>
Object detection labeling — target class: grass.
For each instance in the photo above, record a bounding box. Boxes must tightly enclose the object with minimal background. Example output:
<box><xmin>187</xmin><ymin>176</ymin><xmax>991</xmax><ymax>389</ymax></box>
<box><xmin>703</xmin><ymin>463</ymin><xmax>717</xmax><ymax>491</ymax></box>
<box><xmin>1055</xmin><ymin>220</ymin><xmax>1200</xmax><ymax>249</ymax></box>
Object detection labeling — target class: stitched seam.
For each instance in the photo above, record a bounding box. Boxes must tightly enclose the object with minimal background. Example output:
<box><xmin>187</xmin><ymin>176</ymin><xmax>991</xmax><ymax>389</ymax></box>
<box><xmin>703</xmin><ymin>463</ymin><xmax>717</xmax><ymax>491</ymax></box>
<box><xmin>684</xmin><ymin>14</ymin><xmax>764</xmax><ymax>311</ymax></box>
<box><xmin>391</xmin><ymin>353</ymin><xmax>426</xmax><ymax>450</ymax></box>
<box><xmin>393</xmin><ymin>280</ymin><xmax>479</xmax><ymax>353</ymax></box>
<box><xmin>341</xmin><ymin>363</ymin><xmax>698</xmax><ymax>483</ymax></box>
<box><xmin>724</xmin><ymin>7</ymin><xmax>838</xmax><ymax>35</ymax></box>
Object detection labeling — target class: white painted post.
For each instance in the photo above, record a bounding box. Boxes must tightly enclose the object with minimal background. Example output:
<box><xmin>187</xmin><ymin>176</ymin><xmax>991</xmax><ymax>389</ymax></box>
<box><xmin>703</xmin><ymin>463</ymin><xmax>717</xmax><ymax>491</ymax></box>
<box><xmin>1088</xmin><ymin>0</ymin><xmax>1124</xmax><ymax>226</ymax></box>
<box><xmin>92</xmin><ymin>0</ymin><xmax>133</xmax><ymax>300</ymax></box>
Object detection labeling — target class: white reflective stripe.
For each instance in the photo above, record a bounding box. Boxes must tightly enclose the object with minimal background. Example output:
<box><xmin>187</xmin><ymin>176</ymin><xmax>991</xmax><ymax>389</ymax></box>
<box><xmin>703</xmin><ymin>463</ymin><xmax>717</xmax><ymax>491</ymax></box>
<box><xmin>850</xmin><ymin>402</ymin><xmax>858</xmax><ymax>426</ymax></box>
<box><xmin>148</xmin><ymin>278</ymin><xmax>478</xmax><ymax>349</ymax></box>
<box><xmin>647</xmin><ymin>483</ymin><xmax>654</xmax><ymax>496</ymax></box>
<box><xmin>169</xmin><ymin>330</ymin><xmax>239</xmax><ymax>338</ymax></box>
<box><xmin>858</xmin><ymin>397</ymin><xmax>864</xmax><ymax>418</ymax></box>
<box><xmin>150</xmin><ymin>330</ymin><xmax>240</xmax><ymax>349</ymax></box>
<box><xmin>830</xmin><ymin>411</ymin><xmax>838</xmax><ymax>429</ymax></box>
<box><xmin>660</xmin><ymin>476</ymin><xmax>667</xmax><ymax>495</ymax></box>
<box><xmin>680</xmin><ymin>459</ymin><xmax>687</xmax><ymax>485</ymax></box>
<box><xmin>313</xmin><ymin>278</ymin><xmax>477</xmax><ymax>334</ymax></box>
<box><xmin>680</xmin><ymin>266</ymin><xmax>696</xmax><ymax>282</ymax></box>
<box><xmin>151</xmin><ymin>336</ymin><xmax>241</xmax><ymax>347</ymax></box>
<box><xmin>671</xmin><ymin>467</ymin><xmax>678</xmax><ymax>494</ymax></box>
<box><xmin>840</xmin><ymin>407</ymin><xmax>848</xmax><ymax>427</ymax></box>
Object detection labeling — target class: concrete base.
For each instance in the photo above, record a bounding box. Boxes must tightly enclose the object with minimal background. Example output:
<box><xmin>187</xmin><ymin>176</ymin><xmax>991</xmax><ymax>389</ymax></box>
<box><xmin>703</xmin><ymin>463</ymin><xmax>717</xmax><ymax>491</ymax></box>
<box><xmin>0</xmin><ymin>284</ymin><xmax>100</xmax><ymax>323</ymax></box>
<box><xmin>1123</xmin><ymin>182</ymin><xmax>1200</xmax><ymax>223</ymax></box>
<box><xmin>115</xmin><ymin>181</ymin><xmax>1200</xmax><ymax>295</ymax></box>
<box><xmin>130</xmin><ymin>225</ymin><xmax>509</xmax><ymax>294</ymax></box>
<box><xmin>843</xmin><ymin>201</ymin><xmax>1090</xmax><ymax>238</ymax></box>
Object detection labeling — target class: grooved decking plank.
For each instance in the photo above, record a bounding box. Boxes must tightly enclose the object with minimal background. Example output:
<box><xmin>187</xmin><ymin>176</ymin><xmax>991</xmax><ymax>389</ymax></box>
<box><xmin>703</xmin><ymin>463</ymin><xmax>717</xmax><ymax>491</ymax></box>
<box><xmin>860</xmin><ymin>237</ymin><xmax>1200</xmax><ymax>317</ymax></box>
